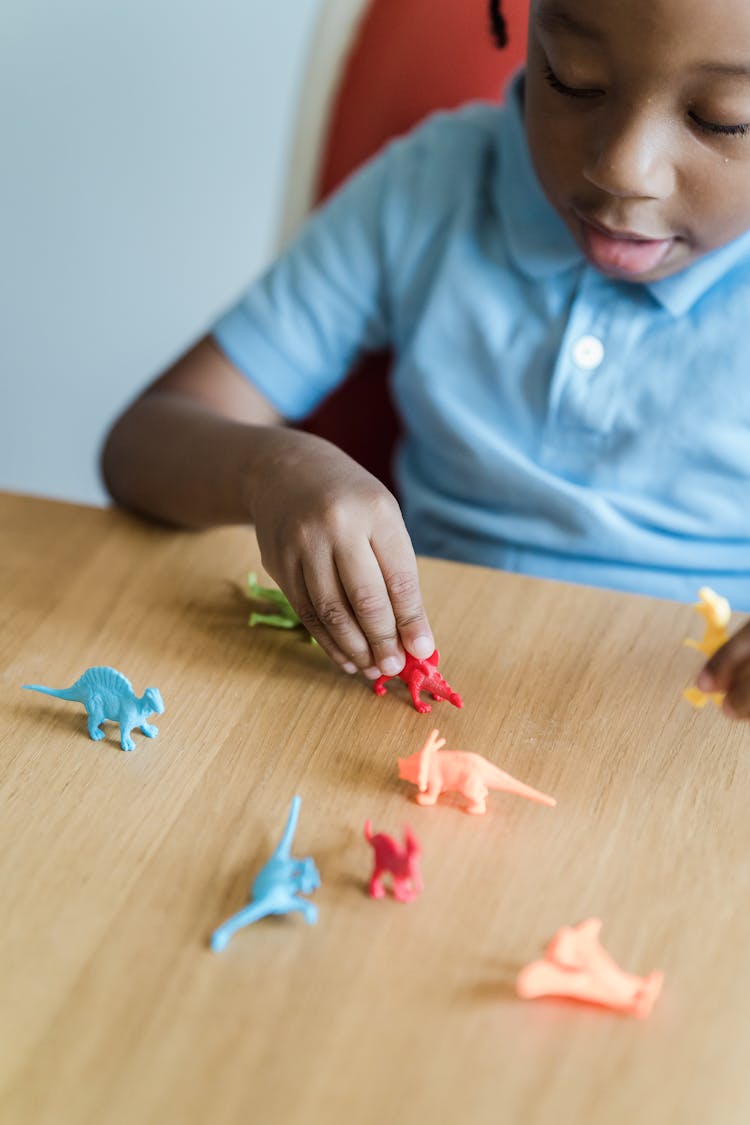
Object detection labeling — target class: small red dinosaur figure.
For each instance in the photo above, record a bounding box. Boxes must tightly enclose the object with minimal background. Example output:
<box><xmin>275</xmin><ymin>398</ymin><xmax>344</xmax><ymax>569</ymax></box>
<box><xmin>373</xmin><ymin>649</ymin><xmax>463</xmax><ymax>714</ymax></box>
<box><xmin>364</xmin><ymin>821</ymin><xmax>423</xmax><ymax>903</ymax></box>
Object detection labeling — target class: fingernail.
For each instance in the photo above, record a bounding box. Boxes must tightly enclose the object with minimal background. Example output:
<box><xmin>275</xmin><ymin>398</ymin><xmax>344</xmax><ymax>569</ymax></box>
<box><xmin>411</xmin><ymin>635</ymin><xmax>434</xmax><ymax>660</ymax></box>
<box><xmin>380</xmin><ymin>655</ymin><xmax>404</xmax><ymax>676</ymax></box>
<box><xmin>342</xmin><ymin>662</ymin><xmax>357</xmax><ymax>675</ymax></box>
<box><xmin>697</xmin><ymin>670</ymin><xmax>714</xmax><ymax>690</ymax></box>
<box><xmin>363</xmin><ymin>666</ymin><xmax>382</xmax><ymax>680</ymax></box>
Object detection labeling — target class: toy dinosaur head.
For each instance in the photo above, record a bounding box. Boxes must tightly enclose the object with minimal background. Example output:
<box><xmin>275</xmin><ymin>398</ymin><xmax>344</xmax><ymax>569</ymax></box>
<box><xmin>296</xmin><ymin>857</ymin><xmax>321</xmax><ymax>895</ymax></box>
<box><xmin>142</xmin><ymin>687</ymin><xmax>165</xmax><ymax>715</ymax></box>
<box><xmin>398</xmin><ymin>753</ymin><xmax>420</xmax><ymax>785</ymax></box>
<box><xmin>696</xmin><ymin>586</ymin><xmax>731</xmax><ymax>628</ymax></box>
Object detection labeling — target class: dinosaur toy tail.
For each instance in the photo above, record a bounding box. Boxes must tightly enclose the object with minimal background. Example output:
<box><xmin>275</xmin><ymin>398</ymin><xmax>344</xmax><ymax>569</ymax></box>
<box><xmin>485</xmin><ymin>763</ymin><xmax>557</xmax><ymax>807</ymax></box>
<box><xmin>22</xmin><ymin>684</ymin><xmax>79</xmax><ymax>701</ymax></box>
<box><xmin>364</xmin><ymin>820</ymin><xmax>374</xmax><ymax>844</ymax></box>
<box><xmin>501</xmin><ymin>776</ymin><xmax>557</xmax><ymax>807</ymax></box>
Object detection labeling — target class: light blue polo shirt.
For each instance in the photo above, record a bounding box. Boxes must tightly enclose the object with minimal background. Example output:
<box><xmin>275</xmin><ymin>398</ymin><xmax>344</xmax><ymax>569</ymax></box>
<box><xmin>213</xmin><ymin>73</ymin><xmax>750</xmax><ymax>609</ymax></box>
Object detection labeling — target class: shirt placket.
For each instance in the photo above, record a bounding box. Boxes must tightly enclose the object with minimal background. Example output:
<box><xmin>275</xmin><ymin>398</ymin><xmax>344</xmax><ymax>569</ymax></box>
<box><xmin>539</xmin><ymin>270</ymin><xmax>640</xmax><ymax>480</ymax></box>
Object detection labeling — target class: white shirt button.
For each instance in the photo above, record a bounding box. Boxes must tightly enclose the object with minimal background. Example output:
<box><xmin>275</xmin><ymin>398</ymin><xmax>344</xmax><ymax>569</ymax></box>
<box><xmin>572</xmin><ymin>335</ymin><xmax>604</xmax><ymax>370</ymax></box>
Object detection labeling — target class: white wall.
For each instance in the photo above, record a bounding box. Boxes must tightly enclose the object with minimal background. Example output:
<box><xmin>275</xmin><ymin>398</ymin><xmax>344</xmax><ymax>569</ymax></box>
<box><xmin>0</xmin><ymin>0</ymin><xmax>368</xmax><ymax>505</ymax></box>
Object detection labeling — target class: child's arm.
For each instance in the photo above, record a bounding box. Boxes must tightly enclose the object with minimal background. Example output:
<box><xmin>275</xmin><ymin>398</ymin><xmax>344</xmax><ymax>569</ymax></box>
<box><xmin>101</xmin><ymin>336</ymin><xmax>434</xmax><ymax>678</ymax></box>
<box><xmin>695</xmin><ymin>623</ymin><xmax>750</xmax><ymax>719</ymax></box>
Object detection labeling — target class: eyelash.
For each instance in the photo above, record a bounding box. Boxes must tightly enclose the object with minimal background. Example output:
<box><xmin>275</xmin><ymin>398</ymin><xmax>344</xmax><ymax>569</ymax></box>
<box><xmin>543</xmin><ymin>63</ymin><xmax>600</xmax><ymax>100</ymax></box>
<box><xmin>689</xmin><ymin>114</ymin><xmax>749</xmax><ymax>137</ymax></box>
<box><xmin>543</xmin><ymin>62</ymin><xmax>750</xmax><ymax>137</ymax></box>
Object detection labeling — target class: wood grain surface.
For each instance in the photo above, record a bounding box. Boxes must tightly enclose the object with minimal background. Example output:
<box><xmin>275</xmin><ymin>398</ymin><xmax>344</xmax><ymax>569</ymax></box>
<box><xmin>1</xmin><ymin>491</ymin><xmax>748</xmax><ymax>1125</ymax></box>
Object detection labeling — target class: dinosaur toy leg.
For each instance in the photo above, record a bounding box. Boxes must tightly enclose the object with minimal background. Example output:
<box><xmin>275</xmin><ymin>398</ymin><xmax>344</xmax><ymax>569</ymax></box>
<box><xmin>86</xmin><ymin>702</ymin><xmax>106</xmax><ymax>742</ymax></box>
<box><xmin>463</xmin><ymin>778</ymin><xmax>488</xmax><ymax>815</ymax></box>
<box><xmin>369</xmin><ymin>867</ymin><xmax>386</xmax><ymax>898</ymax></box>
<box><xmin>249</xmin><ymin>612</ymin><xmax>298</xmax><ymax>629</ymax></box>
<box><xmin>288</xmin><ymin>895</ymin><xmax>318</xmax><ymax>924</ymax></box>
<box><xmin>415</xmin><ymin>780</ymin><xmax>441</xmax><ymax>806</ymax></box>
<box><xmin>139</xmin><ymin>722</ymin><xmax>159</xmax><ymax>738</ymax></box>
<box><xmin>408</xmin><ymin>672</ymin><xmax>431</xmax><ymax>713</ymax></box>
<box><xmin>119</xmin><ymin>722</ymin><xmax>137</xmax><ymax>752</ymax></box>
<box><xmin>393</xmin><ymin>877</ymin><xmax>416</xmax><ymax>903</ymax></box>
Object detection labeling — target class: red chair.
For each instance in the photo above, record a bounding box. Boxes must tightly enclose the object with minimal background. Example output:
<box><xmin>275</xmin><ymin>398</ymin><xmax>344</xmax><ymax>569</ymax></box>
<box><xmin>298</xmin><ymin>0</ymin><xmax>529</xmax><ymax>493</ymax></box>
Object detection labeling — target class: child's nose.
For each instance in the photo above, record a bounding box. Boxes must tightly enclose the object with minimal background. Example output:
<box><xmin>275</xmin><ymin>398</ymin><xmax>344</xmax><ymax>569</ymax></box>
<box><xmin>583</xmin><ymin>109</ymin><xmax>674</xmax><ymax>202</ymax></box>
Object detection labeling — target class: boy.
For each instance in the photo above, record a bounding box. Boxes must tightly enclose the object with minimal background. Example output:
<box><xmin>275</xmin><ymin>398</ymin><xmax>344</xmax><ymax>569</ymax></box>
<box><xmin>103</xmin><ymin>0</ymin><xmax>750</xmax><ymax>717</ymax></box>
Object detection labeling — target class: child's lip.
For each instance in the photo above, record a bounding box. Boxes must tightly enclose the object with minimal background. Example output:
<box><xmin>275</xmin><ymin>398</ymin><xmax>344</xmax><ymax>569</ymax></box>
<box><xmin>576</xmin><ymin>213</ymin><xmax>675</xmax><ymax>275</ymax></box>
<box><xmin>579</xmin><ymin>213</ymin><xmax>672</xmax><ymax>243</ymax></box>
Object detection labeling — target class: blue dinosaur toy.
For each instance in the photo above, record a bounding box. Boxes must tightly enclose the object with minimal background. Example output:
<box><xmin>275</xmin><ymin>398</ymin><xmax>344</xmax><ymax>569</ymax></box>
<box><xmin>23</xmin><ymin>666</ymin><xmax>164</xmax><ymax>752</ymax></box>
<box><xmin>211</xmin><ymin>795</ymin><xmax>320</xmax><ymax>952</ymax></box>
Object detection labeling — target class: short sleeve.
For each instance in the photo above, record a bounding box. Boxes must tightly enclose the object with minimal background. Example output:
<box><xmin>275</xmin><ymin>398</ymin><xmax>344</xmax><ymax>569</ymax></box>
<box><xmin>211</xmin><ymin>142</ymin><xmax>408</xmax><ymax>421</ymax></box>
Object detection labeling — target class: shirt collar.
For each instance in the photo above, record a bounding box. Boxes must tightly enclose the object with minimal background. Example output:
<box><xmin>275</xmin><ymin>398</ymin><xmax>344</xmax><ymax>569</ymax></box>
<box><xmin>497</xmin><ymin>69</ymin><xmax>750</xmax><ymax>316</ymax></box>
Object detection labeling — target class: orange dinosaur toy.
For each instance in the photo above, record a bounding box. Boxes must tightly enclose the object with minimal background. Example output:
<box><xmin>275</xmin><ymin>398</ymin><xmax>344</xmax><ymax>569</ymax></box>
<box><xmin>683</xmin><ymin>586</ymin><xmax>731</xmax><ymax>709</ymax></box>
<box><xmin>398</xmin><ymin>729</ymin><xmax>556</xmax><ymax>815</ymax></box>
<box><xmin>364</xmin><ymin>821</ymin><xmax>423</xmax><ymax>902</ymax></box>
<box><xmin>516</xmin><ymin>918</ymin><xmax>663</xmax><ymax>1018</ymax></box>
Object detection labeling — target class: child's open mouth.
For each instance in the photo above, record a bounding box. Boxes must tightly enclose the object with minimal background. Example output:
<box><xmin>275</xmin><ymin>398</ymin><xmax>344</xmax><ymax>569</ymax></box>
<box><xmin>578</xmin><ymin>216</ymin><xmax>675</xmax><ymax>277</ymax></box>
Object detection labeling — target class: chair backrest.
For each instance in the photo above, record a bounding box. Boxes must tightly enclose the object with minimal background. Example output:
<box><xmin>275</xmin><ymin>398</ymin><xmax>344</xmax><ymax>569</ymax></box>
<box><xmin>299</xmin><ymin>0</ymin><xmax>529</xmax><ymax>492</ymax></box>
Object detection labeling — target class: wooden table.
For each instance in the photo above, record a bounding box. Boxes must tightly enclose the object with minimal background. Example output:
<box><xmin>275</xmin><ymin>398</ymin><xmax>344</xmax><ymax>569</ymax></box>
<box><xmin>1</xmin><ymin>491</ymin><xmax>748</xmax><ymax>1125</ymax></box>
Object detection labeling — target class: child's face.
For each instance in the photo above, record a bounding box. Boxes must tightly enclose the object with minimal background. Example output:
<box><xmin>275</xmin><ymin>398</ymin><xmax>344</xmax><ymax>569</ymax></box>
<box><xmin>524</xmin><ymin>0</ymin><xmax>750</xmax><ymax>281</ymax></box>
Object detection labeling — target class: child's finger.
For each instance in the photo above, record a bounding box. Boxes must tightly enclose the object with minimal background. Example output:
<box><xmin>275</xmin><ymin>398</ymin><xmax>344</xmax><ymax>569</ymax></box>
<box><xmin>282</xmin><ymin>563</ymin><xmax>367</xmax><ymax>676</ymax></box>
<box><xmin>698</xmin><ymin>621</ymin><xmax>750</xmax><ymax>691</ymax></box>
<box><xmin>334</xmin><ymin>541</ymin><xmax>406</xmax><ymax>678</ymax></box>
<box><xmin>297</xmin><ymin>552</ymin><xmax>379</xmax><ymax>675</ymax></box>
<box><xmin>724</xmin><ymin>663</ymin><xmax>750</xmax><ymax>720</ymax></box>
<box><xmin>372</xmin><ymin>530</ymin><xmax>434</xmax><ymax>662</ymax></box>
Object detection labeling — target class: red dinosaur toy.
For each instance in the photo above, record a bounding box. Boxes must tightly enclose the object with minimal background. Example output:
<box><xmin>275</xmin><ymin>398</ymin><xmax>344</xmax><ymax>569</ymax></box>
<box><xmin>373</xmin><ymin>650</ymin><xmax>463</xmax><ymax>714</ymax></box>
<box><xmin>364</xmin><ymin>821</ymin><xmax>423</xmax><ymax>903</ymax></box>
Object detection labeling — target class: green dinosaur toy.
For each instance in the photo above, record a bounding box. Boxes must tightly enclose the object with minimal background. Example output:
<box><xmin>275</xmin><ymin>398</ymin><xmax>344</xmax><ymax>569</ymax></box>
<box><xmin>246</xmin><ymin>573</ymin><xmax>317</xmax><ymax>643</ymax></box>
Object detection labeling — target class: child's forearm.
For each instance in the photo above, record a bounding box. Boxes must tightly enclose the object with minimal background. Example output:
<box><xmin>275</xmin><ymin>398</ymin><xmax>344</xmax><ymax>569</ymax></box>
<box><xmin>102</xmin><ymin>346</ymin><xmax>435</xmax><ymax>683</ymax></box>
<box><xmin>101</xmin><ymin>389</ymin><xmax>290</xmax><ymax>529</ymax></box>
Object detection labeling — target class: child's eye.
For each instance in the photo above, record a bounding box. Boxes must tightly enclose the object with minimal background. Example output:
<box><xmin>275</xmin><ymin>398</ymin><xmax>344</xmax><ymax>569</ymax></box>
<box><xmin>689</xmin><ymin>111</ymin><xmax>750</xmax><ymax>138</ymax></box>
<box><xmin>543</xmin><ymin>63</ymin><xmax>602</xmax><ymax>100</ymax></box>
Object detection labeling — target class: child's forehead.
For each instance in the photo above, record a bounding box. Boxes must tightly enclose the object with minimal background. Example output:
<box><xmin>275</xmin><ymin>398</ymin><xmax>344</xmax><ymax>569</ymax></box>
<box><xmin>532</xmin><ymin>0</ymin><xmax>750</xmax><ymax>51</ymax></box>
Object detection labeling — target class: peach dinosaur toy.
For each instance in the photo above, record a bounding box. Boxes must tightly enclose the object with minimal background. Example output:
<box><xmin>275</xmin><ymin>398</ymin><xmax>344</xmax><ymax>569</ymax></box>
<box><xmin>398</xmin><ymin>729</ymin><xmax>557</xmax><ymax>815</ymax></box>
<box><xmin>364</xmin><ymin>821</ymin><xmax>423</xmax><ymax>902</ymax></box>
<box><xmin>373</xmin><ymin>650</ymin><xmax>463</xmax><ymax>714</ymax></box>
<box><xmin>516</xmin><ymin>918</ymin><xmax>663</xmax><ymax>1019</ymax></box>
<box><xmin>683</xmin><ymin>586</ymin><xmax>730</xmax><ymax>709</ymax></box>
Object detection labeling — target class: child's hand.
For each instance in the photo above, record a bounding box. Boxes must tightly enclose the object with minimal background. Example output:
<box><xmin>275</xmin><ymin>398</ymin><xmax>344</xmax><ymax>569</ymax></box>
<box><xmin>696</xmin><ymin>620</ymin><xmax>750</xmax><ymax>719</ymax></box>
<box><xmin>249</xmin><ymin>430</ymin><xmax>435</xmax><ymax>679</ymax></box>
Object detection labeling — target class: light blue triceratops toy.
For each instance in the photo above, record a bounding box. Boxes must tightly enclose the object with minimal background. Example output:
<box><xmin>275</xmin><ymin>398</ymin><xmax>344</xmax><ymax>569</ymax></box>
<box><xmin>23</xmin><ymin>665</ymin><xmax>164</xmax><ymax>751</ymax></box>
<box><xmin>210</xmin><ymin>795</ymin><xmax>320</xmax><ymax>952</ymax></box>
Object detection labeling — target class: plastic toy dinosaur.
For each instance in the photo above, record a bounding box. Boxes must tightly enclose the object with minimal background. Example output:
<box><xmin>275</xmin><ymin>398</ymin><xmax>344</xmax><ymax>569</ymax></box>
<box><xmin>246</xmin><ymin>572</ymin><xmax>316</xmax><ymax>643</ymax></box>
<box><xmin>683</xmin><ymin>586</ymin><xmax>730</xmax><ymax>709</ymax></box>
<box><xmin>23</xmin><ymin>666</ymin><xmax>164</xmax><ymax>751</ymax></box>
<box><xmin>211</xmin><ymin>796</ymin><xmax>320</xmax><ymax>951</ymax></box>
<box><xmin>364</xmin><ymin>821</ymin><xmax>423</xmax><ymax>902</ymax></box>
<box><xmin>516</xmin><ymin>917</ymin><xmax>663</xmax><ymax>1019</ymax></box>
<box><xmin>398</xmin><ymin>729</ymin><xmax>557</xmax><ymax>815</ymax></box>
<box><xmin>373</xmin><ymin>650</ymin><xmax>463</xmax><ymax>714</ymax></box>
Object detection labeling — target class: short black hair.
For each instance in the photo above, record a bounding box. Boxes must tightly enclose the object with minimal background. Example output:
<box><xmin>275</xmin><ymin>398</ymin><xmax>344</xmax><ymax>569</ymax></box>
<box><xmin>489</xmin><ymin>0</ymin><xmax>509</xmax><ymax>48</ymax></box>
